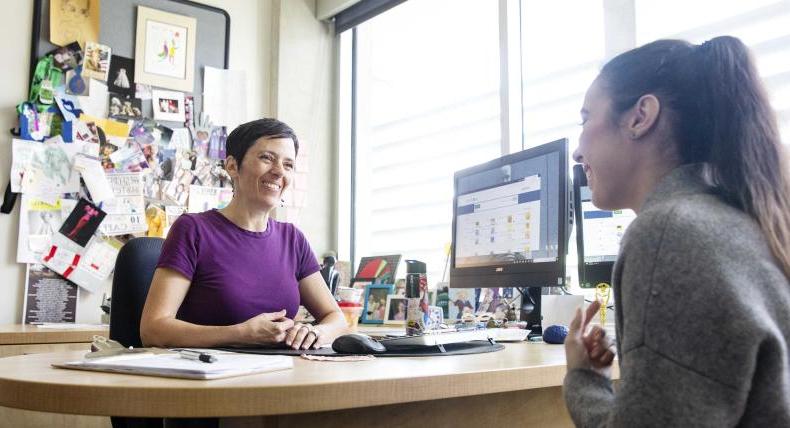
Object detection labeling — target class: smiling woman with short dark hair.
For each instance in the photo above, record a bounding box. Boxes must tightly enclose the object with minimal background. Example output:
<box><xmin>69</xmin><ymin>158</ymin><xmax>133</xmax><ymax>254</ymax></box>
<box><xmin>140</xmin><ymin>118</ymin><xmax>346</xmax><ymax>351</ymax></box>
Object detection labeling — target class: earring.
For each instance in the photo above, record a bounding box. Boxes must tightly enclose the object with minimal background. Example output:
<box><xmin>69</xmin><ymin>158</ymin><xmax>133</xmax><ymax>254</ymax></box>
<box><xmin>280</xmin><ymin>198</ymin><xmax>285</xmax><ymax>208</ymax></box>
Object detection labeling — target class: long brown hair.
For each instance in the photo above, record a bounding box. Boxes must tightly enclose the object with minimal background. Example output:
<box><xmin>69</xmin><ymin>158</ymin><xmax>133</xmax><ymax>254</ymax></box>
<box><xmin>599</xmin><ymin>36</ymin><xmax>790</xmax><ymax>278</ymax></box>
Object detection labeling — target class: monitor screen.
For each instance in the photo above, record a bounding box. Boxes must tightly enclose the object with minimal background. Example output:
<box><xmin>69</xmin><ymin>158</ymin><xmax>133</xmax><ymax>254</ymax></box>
<box><xmin>573</xmin><ymin>164</ymin><xmax>636</xmax><ymax>288</ymax></box>
<box><xmin>450</xmin><ymin>139</ymin><xmax>568</xmax><ymax>288</ymax></box>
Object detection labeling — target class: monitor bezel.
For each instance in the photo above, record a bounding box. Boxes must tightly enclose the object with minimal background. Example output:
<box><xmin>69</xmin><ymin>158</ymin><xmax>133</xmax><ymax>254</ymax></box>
<box><xmin>449</xmin><ymin>138</ymin><xmax>568</xmax><ymax>289</ymax></box>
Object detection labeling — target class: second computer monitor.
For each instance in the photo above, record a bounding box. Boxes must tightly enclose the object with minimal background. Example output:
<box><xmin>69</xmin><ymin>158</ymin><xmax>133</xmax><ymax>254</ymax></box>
<box><xmin>572</xmin><ymin>164</ymin><xmax>637</xmax><ymax>288</ymax></box>
<box><xmin>450</xmin><ymin>138</ymin><xmax>568</xmax><ymax>289</ymax></box>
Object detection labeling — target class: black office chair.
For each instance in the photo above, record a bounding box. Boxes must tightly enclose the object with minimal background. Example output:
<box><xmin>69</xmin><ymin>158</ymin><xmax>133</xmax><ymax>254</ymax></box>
<box><xmin>110</xmin><ymin>237</ymin><xmax>164</xmax><ymax>348</ymax></box>
<box><xmin>320</xmin><ymin>255</ymin><xmax>340</xmax><ymax>296</ymax></box>
<box><xmin>109</xmin><ymin>237</ymin><xmax>164</xmax><ymax>428</ymax></box>
<box><xmin>109</xmin><ymin>237</ymin><xmax>218</xmax><ymax>428</ymax></box>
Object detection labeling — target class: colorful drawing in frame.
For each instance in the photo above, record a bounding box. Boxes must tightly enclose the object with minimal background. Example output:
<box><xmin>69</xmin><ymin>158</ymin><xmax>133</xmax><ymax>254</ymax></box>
<box><xmin>361</xmin><ymin>284</ymin><xmax>394</xmax><ymax>324</ymax></box>
<box><xmin>355</xmin><ymin>254</ymin><xmax>401</xmax><ymax>284</ymax></box>
<box><xmin>384</xmin><ymin>295</ymin><xmax>408</xmax><ymax>325</ymax></box>
<box><xmin>134</xmin><ymin>6</ymin><xmax>197</xmax><ymax>93</ymax></box>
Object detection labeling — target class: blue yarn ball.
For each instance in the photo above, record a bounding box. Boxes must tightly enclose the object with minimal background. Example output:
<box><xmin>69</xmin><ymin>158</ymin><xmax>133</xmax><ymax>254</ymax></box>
<box><xmin>543</xmin><ymin>325</ymin><xmax>569</xmax><ymax>344</ymax></box>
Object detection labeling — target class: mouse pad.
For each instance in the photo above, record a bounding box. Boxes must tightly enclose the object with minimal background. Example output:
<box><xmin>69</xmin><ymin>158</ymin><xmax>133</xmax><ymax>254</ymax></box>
<box><xmin>217</xmin><ymin>341</ymin><xmax>505</xmax><ymax>357</ymax></box>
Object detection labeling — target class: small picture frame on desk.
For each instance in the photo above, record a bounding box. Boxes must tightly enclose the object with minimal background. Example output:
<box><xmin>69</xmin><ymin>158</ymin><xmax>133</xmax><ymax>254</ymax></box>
<box><xmin>361</xmin><ymin>284</ymin><xmax>394</xmax><ymax>324</ymax></box>
<box><xmin>384</xmin><ymin>295</ymin><xmax>408</xmax><ymax>325</ymax></box>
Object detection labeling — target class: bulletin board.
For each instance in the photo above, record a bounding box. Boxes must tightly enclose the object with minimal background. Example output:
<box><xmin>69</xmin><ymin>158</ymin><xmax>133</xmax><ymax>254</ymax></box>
<box><xmin>29</xmin><ymin>0</ymin><xmax>230</xmax><ymax>121</ymax></box>
<box><xmin>0</xmin><ymin>0</ymin><xmax>235</xmax><ymax>302</ymax></box>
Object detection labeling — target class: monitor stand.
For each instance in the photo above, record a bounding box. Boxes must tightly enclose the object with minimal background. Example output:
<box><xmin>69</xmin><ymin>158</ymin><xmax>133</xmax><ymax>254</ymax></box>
<box><xmin>518</xmin><ymin>286</ymin><xmax>543</xmax><ymax>338</ymax></box>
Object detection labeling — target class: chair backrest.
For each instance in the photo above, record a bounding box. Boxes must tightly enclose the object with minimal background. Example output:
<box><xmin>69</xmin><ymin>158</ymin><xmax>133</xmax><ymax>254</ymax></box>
<box><xmin>109</xmin><ymin>237</ymin><xmax>164</xmax><ymax>348</ymax></box>
<box><xmin>320</xmin><ymin>255</ymin><xmax>341</xmax><ymax>296</ymax></box>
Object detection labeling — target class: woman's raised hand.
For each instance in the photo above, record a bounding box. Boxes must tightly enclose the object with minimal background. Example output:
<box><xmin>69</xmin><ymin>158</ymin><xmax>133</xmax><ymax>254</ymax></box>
<box><xmin>564</xmin><ymin>300</ymin><xmax>615</xmax><ymax>378</ymax></box>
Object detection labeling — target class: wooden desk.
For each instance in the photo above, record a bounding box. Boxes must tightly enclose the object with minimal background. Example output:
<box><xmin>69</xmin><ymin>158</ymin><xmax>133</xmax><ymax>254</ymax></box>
<box><xmin>0</xmin><ymin>324</ymin><xmax>110</xmax><ymax>428</ymax></box>
<box><xmin>0</xmin><ymin>324</ymin><xmax>108</xmax><ymax>357</ymax></box>
<box><xmin>0</xmin><ymin>342</ymin><xmax>619</xmax><ymax>427</ymax></box>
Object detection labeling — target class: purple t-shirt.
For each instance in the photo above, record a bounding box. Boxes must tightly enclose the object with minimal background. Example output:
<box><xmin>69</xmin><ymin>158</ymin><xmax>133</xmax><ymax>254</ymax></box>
<box><xmin>156</xmin><ymin>210</ymin><xmax>320</xmax><ymax>325</ymax></box>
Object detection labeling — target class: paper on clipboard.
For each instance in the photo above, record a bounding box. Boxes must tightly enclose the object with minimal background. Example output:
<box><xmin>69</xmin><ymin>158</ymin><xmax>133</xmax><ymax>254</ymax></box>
<box><xmin>54</xmin><ymin>352</ymin><xmax>294</xmax><ymax>380</ymax></box>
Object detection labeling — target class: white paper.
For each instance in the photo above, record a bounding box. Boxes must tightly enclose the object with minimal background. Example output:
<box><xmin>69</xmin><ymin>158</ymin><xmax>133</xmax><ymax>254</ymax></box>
<box><xmin>203</xmin><ymin>66</ymin><xmax>247</xmax><ymax>129</ymax></box>
<box><xmin>40</xmin><ymin>228</ymin><xmax>118</xmax><ymax>294</ymax></box>
<box><xmin>34</xmin><ymin>323</ymin><xmax>108</xmax><ymax>329</ymax></box>
<box><xmin>74</xmin><ymin>154</ymin><xmax>115</xmax><ymax>203</ymax></box>
<box><xmin>169</xmin><ymin>128</ymin><xmax>192</xmax><ymax>151</ymax></box>
<box><xmin>58</xmin><ymin>352</ymin><xmax>293</xmax><ymax>380</ymax></box>
<box><xmin>187</xmin><ymin>185</ymin><xmax>233</xmax><ymax>213</ymax></box>
<box><xmin>10</xmin><ymin>139</ymin><xmax>38</xmax><ymax>192</ymax></box>
<box><xmin>77</xmin><ymin>79</ymin><xmax>109</xmax><ymax>118</ymax></box>
<box><xmin>17</xmin><ymin>196</ymin><xmax>77</xmax><ymax>264</ymax></box>
<box><xmin>163</xmin><ymin>205</ymin><xmax>186</xmax><ymax>237</ymax></box>
<box><xmin>80</xmin><ymin>238</ymin><xmax>122</xmax><ymax>280</ymax></box>
<box><xmin>13</xmin><ymin>138</ymin><xmax>85</xmax><ymax>195</ymax></box>
<box><xmin>54</xmin><ymin>92</ymin><xmax>83</xmax><ymax>122</ymax></box>
<box><xmin>101</xmin><ymin>173</ymin><xmax>148</xmax><ymax>236</ymax></box>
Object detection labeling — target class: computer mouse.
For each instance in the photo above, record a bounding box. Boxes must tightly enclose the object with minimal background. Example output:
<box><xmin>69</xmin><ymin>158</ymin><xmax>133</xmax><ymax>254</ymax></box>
<box><xmin>331</xmin><ymin>333</ymin><xmax>387</xmax><ymax>354</ymax></box>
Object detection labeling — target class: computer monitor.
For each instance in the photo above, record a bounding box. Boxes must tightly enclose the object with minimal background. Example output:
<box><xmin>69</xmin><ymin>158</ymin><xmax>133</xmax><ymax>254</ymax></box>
<box><xmin>572</xmin><ymin>164</ymin><xmax>637</xmax><ymax>288</ymax></box>
<box><xmin>450</xmin><ymin>139</ymin><xmax>569</xmax><ymax>334</ymax></box>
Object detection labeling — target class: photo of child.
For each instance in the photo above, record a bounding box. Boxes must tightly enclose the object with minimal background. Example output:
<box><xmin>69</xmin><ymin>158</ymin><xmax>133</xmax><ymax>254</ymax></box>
<box><xmin>51</xmin><ymin>42</ymin><xmax>83</xmax><ymax>71</ymax></box>
<box><xmin>362</xmin><ymin>284</ymin><xmax>393</xmax><ymax>324</ymax></box>
<box><xmin>385</xmin><ymin>296</ymin><xmax>408</xmax><ymax>324</ymax></box>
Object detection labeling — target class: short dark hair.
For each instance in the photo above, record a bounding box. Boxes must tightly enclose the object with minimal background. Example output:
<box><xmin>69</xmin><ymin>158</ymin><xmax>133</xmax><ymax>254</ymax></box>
<box><xmin>225</xmin><ymin>118</ymin><xmax>300</xmax><ymax>168</ymax></box>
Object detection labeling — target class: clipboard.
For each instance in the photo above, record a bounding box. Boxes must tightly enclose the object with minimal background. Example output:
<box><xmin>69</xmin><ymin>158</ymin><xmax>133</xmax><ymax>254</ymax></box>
<box><xmin>54</xmin><ymin>351</ymin><xmax>293</xmax><ymax>380</ymax></box>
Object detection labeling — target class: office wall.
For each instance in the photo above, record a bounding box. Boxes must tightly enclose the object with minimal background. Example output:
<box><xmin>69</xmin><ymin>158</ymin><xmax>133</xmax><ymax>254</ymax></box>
<box><xmin>272</xmin><ymin>0</ymin><xmax>337</xmax><ymax>259</ymax></box>
<box><xmin>0</xmin><ymin>0</ymin><xmax>336</xmax><ymax>324</ymax></box>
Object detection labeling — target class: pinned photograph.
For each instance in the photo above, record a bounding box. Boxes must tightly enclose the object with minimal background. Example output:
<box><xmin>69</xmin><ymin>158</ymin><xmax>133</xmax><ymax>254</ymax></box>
<box><xmin>65</xmin><ymin>66</ymin><xmax>89</xmax><ymax>96</ymax></box>
<box><xmin>108</xmin><ymin>93</ymin><xmax>143</xmax><ymax>120</ymax></box>
<box><xmin>108</xmin><ymin>55</ymin><xmax>135</xmax><ymax>97</ymax></box>
<box><xmin>51</xmin><ymin>42</ymin><xmax>83</xmax><ymax>71</ymax></box>
<box><xmin>152</xmin><ymin>89</ymin><xmax>186</xmax><ymax>122</ymax></box>
<box><xmin>58</xmin><ymin>199</ymin><xmax>107</xmax><ymax>247</ymax></box>
<box><xmin>83</xmin><ymin>41</ymin><xmax>111</xmax><ymax>80</ymax></box>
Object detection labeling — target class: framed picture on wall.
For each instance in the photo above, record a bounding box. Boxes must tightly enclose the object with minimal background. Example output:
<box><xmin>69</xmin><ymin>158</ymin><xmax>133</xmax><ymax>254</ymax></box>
<box><xmin>134</xmin><ymin>6</ymin><xmax>197</xmax><ymax>93</ymax></box>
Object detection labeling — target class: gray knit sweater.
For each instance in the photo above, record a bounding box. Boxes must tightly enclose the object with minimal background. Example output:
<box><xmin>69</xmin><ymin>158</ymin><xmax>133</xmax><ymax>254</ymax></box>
<box><xmin>563</xmin><ymin>164</ymin><xmax>790</xmax><ymax>427</ymax></box>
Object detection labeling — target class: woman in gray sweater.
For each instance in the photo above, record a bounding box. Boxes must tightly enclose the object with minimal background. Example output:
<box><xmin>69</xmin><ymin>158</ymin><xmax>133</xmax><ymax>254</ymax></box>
<box><xmin>564</xmin><ymin>36</ymin><xmax>790</xmax><ymax>426</ymax></box>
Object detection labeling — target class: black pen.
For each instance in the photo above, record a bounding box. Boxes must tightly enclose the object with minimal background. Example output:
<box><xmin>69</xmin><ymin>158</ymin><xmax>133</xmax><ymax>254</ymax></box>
<box><xmin>179</xmin><ymin>349</ymin><xmax>217</xmax><ymax>363</ymax></box>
